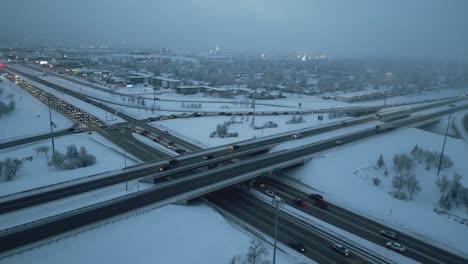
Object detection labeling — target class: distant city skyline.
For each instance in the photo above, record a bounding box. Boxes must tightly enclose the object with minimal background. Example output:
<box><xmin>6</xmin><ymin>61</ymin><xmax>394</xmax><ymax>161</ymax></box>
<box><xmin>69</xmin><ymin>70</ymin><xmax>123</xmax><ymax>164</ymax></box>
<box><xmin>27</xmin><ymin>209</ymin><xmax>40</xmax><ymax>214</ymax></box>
<box><xmin>1</xmin><ymin>0</ymin><xmax>468</xmax><ymax>59</ymax></box>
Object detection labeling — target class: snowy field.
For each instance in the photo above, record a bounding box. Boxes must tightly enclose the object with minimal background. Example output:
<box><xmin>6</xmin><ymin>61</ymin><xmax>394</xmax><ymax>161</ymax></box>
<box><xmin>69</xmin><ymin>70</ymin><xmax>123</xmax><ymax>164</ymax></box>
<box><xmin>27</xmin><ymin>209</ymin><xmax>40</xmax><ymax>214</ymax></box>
<box><xmin>152</xmin><ymin>113</ymin><xmax>349</xmax><ymax>148</ymax></box>
<box><xmin>0</xmin><ymin>204</ymin><xmax>302</xmax><ymax>264</ymax></box>
<box><xmin>282</xmin><ymin>126</ymin><xmax>468</xmax><ymax>256</ymax></box>
<box><xmin>0</xmin><ymin>133</ymin><xmax>136</xmax><ymax>196</ymax></box>
<box><xmin>0</xmin><ymin>75</ymin><xmax>72</xmax><ymax>142</ymax></box>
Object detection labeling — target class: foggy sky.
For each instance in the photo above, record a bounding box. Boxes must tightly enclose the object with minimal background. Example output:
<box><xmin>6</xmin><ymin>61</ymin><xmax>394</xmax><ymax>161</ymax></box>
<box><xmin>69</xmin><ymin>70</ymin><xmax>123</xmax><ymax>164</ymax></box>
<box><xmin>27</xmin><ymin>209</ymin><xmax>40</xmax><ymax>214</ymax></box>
<box><xmin>2</xmin><ymin>0</ymin><xmax>468</xmax><ymax>59</ymax></box>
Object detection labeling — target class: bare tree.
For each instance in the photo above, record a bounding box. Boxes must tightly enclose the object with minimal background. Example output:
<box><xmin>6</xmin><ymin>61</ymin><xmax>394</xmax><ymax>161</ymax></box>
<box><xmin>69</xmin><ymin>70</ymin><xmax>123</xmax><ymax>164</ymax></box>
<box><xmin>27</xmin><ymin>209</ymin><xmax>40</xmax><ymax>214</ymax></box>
<box><xmin>406</xmin><ymin>174</ymin><xmax>421</xmax><ymax>199</ymax></box>
<box><xmin>247</xmin><ymin>239</ymin><xmax>269</xmax><ymax>264</ymax></box>
<box><xmin>435</xmin><ymin>175</ymin><xmax>450</xmax><ymax>192</ymax></box>
<box><xmin>392</xmin><ymin>175</ymin><xmax>405</xmax><ymax>194</ymax></box>
<box><xmin>3</xmin><ymin>158</ymin><xmax>23</xmax><ymax>181</ymax></box>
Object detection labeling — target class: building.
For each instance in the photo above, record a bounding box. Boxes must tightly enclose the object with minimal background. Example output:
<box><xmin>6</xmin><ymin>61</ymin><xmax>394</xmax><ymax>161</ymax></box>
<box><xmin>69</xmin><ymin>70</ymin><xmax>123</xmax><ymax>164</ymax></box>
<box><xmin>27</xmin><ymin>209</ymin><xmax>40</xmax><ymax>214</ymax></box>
<box><xmin>149</xmin><ymin>76</ymin><xmax>181</xmax><ymax>89</ymax></box>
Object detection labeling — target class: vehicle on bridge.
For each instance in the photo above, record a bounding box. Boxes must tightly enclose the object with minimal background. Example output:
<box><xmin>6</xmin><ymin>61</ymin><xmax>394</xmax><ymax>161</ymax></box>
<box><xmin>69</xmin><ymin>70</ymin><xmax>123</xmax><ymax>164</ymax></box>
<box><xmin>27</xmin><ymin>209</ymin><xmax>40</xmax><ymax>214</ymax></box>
<box><xmin>165</xmin><ymin>159</ymin><xmax>178</xmax><ymax>165</ymax></box>
<box><xmin>229</xmin><ymin>145</ymin><xmax>240</xmax><ymax>150</ymax></box>
<box><xmin>159</xmin><ymin>164</ymin><xmax>171</xmax><ymax>172</ymax></box>
<box><xmin>375</xmin><ymin>122</ymin><xmax>395</xmax><ymax>133</ymax></box>
<box><xmin>292</xmin><ymin>133</ymin><xmax>302</xmax><ymax>139</ymax></box>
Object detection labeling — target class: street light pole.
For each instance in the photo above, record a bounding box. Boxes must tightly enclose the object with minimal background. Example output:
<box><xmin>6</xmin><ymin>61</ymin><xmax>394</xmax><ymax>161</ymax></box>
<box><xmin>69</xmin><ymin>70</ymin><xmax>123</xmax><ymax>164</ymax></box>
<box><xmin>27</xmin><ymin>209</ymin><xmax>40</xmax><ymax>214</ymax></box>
<box><xmin>124</xmin><ymin>152</ymin><xmax>128</xmax><ymax>191</ymax></box>
<box><xmin>437</xmin><ymin>104</ymin><xmax>455</xmax><ymax>175</ymax></box>
<box><xmin>153</xmin><ymin>88</ymin><xmax>156</xmax><ymax>110</ymax></box>
<box><xmin>48</xmin><ymin>96</ymin><xmax>56</xmax><ymax>157</ymax></box>
<box><xmin>272</xmin><ymin>195</ymin><xmax>283</xmax><ymax>264</ymax></box>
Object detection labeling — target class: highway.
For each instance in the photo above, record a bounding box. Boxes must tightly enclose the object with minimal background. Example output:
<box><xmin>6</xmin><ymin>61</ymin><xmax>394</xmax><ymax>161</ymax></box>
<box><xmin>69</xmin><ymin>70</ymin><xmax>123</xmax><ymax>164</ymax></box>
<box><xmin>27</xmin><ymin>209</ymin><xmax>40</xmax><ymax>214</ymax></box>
<box><xmin>207</xmin><ymin>188</ymin><xmax>378</xmax><ymax>264</ymax></box>
<box><xmin>3</xmin><ymin>103</ymin><xmax>468</xmax><ymax>258</ymax></box>
<box><xmin>1</xmin><ymin>98</ymin><xmax>467</xmax><ymax>214</ymax></box>
<box><xmin>257</xmin><ymin>177</ymin><xmax>467</xmax><ymax>264</ymax></box>
<box><xmin>0</xmin><ymin>129</ymin><xmax>72</xmax><ymax>150</ymax></box>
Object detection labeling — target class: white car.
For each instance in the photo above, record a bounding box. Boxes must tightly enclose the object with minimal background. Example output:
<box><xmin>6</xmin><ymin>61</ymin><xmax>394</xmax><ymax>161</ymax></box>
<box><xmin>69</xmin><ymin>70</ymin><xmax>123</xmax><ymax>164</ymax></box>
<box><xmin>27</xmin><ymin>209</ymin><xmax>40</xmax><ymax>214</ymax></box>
<box><xmin>386</xmin><ymin>242</ymin><xmax>405</xmax><ymax>252</ymax></box>
<box><xmin>335</xmin><ymin>140</ymin><xmax>343</xmax><ymax>145</ymax></box>
<box><xmin>292</xmin><ymin>133</ymin><xmax>302</xmax><ymax>139</ymax></box>
<box><xmin>265</xmin><ymin>190</ymin><xmax>278</xmax><ymax>197</ymax></box>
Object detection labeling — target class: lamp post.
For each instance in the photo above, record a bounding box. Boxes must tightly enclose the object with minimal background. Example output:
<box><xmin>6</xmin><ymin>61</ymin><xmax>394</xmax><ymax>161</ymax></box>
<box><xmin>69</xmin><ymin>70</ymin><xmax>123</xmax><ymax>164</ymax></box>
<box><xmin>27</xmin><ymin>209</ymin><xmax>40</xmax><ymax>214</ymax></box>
<box><xmin>124</xmin><ymin>151</ymin><xmax>128</xmax><ymax>191</ymax></box>
<box><xmin>153</xmin><ymin>87</ymin><xmax>157</xmax><ymax>110</ymax></box>
<box><xmin>47</xmin><ymin>96</ymin><xmax>56</xmax><ymax>157</ymax></box>
<box><xmin>272</xmin><ymin>195</ymin><xmax>284</xmax><ymax>264</ymax></box>
<box><xmin>437</xmin><ymin>104</ymin><xmax>455</xmax><ymax>175</ymax></box>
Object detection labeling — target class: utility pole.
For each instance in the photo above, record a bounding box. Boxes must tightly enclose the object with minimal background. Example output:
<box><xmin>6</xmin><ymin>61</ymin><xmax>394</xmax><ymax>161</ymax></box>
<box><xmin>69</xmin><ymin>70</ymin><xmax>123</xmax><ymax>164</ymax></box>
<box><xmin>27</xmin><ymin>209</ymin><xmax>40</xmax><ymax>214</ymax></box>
<box><xmin>252</xmin><ymin>91</ymin><xmax>256</xmax><ymax>127</ymax></box>
<box><xmin>437</xmin><ymin>104</ymin><xmax>455</xmax><ymax>175</ymax></box>
<box><xmin>48</xmin><ymin>96</ymin><xmax>56</xmax><ymax>157</ymax></box>
<box><xmin>272</xmin><ymin>195</ymin><xmax>284</xmax><ymax>264</ymax></box>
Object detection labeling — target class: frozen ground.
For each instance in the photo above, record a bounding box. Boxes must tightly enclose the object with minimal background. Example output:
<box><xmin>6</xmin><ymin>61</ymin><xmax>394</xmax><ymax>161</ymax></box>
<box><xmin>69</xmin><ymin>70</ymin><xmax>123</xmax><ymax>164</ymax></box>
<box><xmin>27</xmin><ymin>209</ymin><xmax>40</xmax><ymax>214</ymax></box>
<box><xmin>0</xmin><ymin>204</ymin><xmax>302</xmax><ymax>264</ymax></box>
<box><xmin>0</xmin><ymin>133</ymin><xmax>137</xmax><ymax>196</ymax></box>
<box><xmin>280</xmin><ymin>126</ymin><xmax>468</xmax><ymax>256</ymax></box>
<box><xmin>152</xmin><ymin>113</ymin><xmax>349</xmax><ymax>148</ymax></box>
<box><xmin>0</xmin><ymin>75</ymin><xmax>71</xmax><ymax>142</ymax></box>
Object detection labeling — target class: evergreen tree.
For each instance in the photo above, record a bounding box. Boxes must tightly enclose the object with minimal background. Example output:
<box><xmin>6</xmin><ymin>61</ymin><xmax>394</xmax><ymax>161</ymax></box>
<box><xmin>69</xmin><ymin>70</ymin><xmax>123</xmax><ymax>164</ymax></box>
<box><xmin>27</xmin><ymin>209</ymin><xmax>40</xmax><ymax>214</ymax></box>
<box><xmin>377</xmin><ymin>154</ymin><xmax>385</xmax><ymax>168</ymax></box>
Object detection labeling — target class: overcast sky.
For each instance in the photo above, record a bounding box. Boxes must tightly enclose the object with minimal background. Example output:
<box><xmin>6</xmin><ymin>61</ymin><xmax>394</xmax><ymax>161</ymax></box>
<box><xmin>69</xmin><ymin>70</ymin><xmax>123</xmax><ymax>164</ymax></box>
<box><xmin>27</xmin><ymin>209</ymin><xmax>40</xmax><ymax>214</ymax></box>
<box><xmin>2</xmin><ymin>0</ymin><xmax>468</xmax><ymax>59</ymax></box>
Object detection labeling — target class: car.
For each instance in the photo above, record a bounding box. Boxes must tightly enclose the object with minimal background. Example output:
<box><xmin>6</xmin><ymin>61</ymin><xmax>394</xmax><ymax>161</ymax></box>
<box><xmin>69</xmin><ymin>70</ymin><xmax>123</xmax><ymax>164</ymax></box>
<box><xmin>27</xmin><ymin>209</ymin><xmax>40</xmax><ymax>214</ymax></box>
<box><xmin>380</xmin><ymin>230</ymin><xmax>398</xmax><ymax>240</ymax></box>
<box><xmin>292</xmin><ymin>198</ymin><xmax>306</xmax><ymax>206</ymax></box>
<box><xmin>333</xmin><ymin>243</ymin><xmax>350</xmax><ymax>257</ymax></box>
<box><xmin>226</xmin><ymin>112</ymin><xmax>232</xmax><ymax>116</ymax></box>
<box><xmin>309</xmin><ymin>194</ymin><xmax>323</xmax><ymax>201</ymax></box>
<box><xmin>229</xmin><ymin>145</ymin><xmax>240</xmax><ymax>150</ymax></box>
<box><xmin>207</xmin><ymin>163</ymin><xmax>218</xmax><ymax>169</ymax></box>
<box><xmin>162</xmin><ymin>130</ymin><xmax>170</xmax><ymax>135</ymax></box>
<box><xmin>67</xmin><ymin>127</ymin><xmax>76</xmax><ymax>132</ymax></box>
<box><xmin>313</xmin><ymin>201</ymin><xmax>328</xmax><ymax>210</ymax></box>
<box><xmin>122</xmin><ymin>125</ymin><xmax>131</xmax><ymax>129</ymax></box>
<box><xmin>168</xmin><ymin>141</ymin><xmax>175</xmax><ymax>146</ymax></box>
<box><xmin>292</xmin><ymin>133</ymin><xmax>302</xmax><ymax>139</ymax></box>
<box><xmin>335</xmin><ymin>140</ymin><xmax>343</xmax><ymax>145</ymax></box>
<box><xmin>165</xmin><ymin>159</ymin><xmax>178</xmax><ymax>165</ymax></box>
<box><xmin>290</xmin><ymin>242</ymin><xmax>305</xmax><ymax>253</ymax></box>
<box><xmin>265</xmin><ymin>190</ymin><xmax>278</xmax><ymax>197</ymax></box>
<box><xmin>386</xmin><ymin>242</ymin><xmax>405</xmax><ymax>252</ymax></box>
<box><xmin>272</xmin><ymin>112</ymin><xmax>279</xmax><ymax>115</ymax></box>
<box><xmin>339</xmin><ymin>122</ymin><xmax>346</xmax><ymax>126</ymax></box>
<box><xmin>107</xmin><ymin>126</ymin><xmax>117</xmax><ymax>130</ymax></box>
<box><xmin>203</xmin><ymin>154</ymin><xmax>214</xmax><ymax>160</ymax></box>
<box><xmin>174</xmin><ymin>148</ymin><xmax>186</xmax><ymax>154</ymax></box>
<box><xmin>159</xmin><ymin>164</ymin><xmax>170</xmax><ymax>172</ymax></box>
<box><xmin>247</xmin><ymin>112</ymin><xmax>253</xmax><ymax>115</ymax></box>
<box><xmin>219</xmin><ymin>112</ymin><xmax>226</xmax><ymax>115</ymax></box>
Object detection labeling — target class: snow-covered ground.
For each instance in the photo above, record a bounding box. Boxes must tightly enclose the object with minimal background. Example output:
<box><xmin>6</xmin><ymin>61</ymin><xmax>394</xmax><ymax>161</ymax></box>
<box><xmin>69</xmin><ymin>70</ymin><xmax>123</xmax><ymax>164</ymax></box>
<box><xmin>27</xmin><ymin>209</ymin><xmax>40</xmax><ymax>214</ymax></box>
<box><xmin>16</xmin><ymin>63</ymin><xmax>468</xmax><ymax>114</ymax></box>
<box><xmin>0</xmin><ymin>75</ymin><xmax>72</xmax><ymax>142</ymax></box>
<box><xmin>0</xmin><ymin>133</ymin><xmax>137</xmax><ymax>196</ymax></box>
<box><xmin>151</xmin><ymin>114</ymin><xmax>349</xmax><ymax>148</ymax></box>
<box><xmin>280</xmin><ymin>126</ymin><xmax>468</xmax><ymax>256</ymax></box>
<box><xmin>0</xmin><ymin>204</ymin><xmax>301</xmax><ymax>264</ymax></box>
